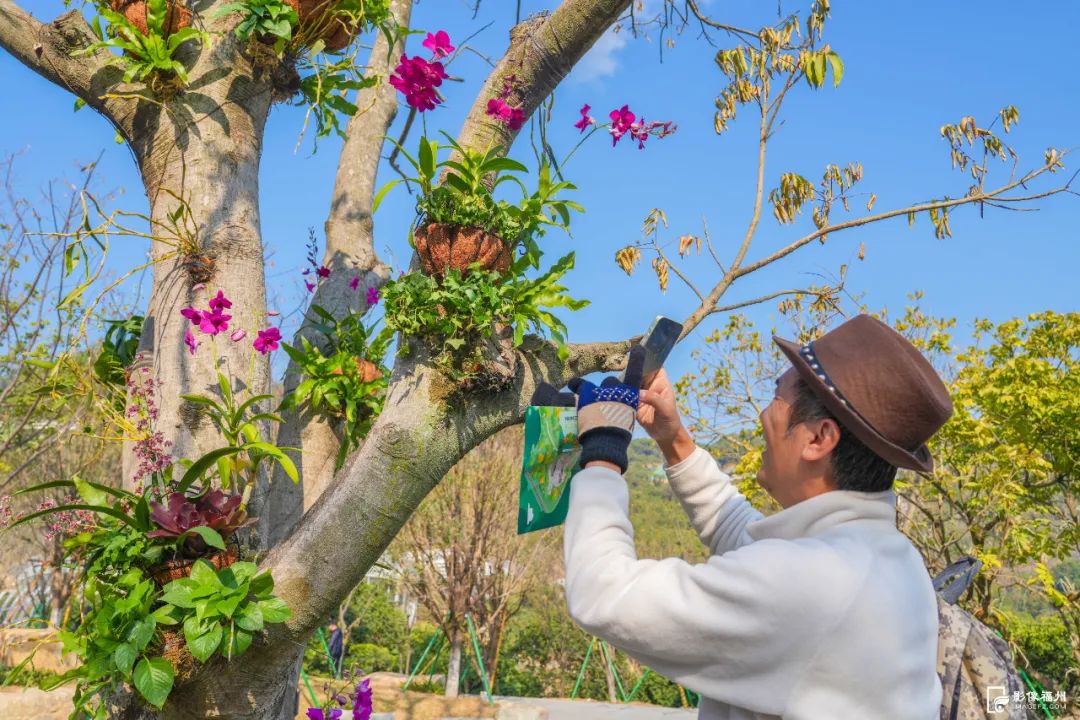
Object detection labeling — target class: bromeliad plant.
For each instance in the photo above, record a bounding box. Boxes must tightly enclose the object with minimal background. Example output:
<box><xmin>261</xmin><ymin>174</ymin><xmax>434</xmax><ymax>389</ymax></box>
<box><xmin>280</xmin><ymin>304</ymin><xmax>393</xmax><ymax>467</ymax></box>
<box><xmin>5</xmin><ymin>476</ymin><xmax>292</xmax><ymax>715</ymax></box>
<box><xmin>0</xmin><ymin>288</ymin><xmax>303</xmax><ymax>715</ymax></box>
<box><xmin>79</xmin><ymin>0</ymin><xmax>207</xmax><ymax>90</ymax></box>
<box><xmin>214</xmin><ymin>0</ymin><xmax>299</xmax><ymax>52</ymax></box>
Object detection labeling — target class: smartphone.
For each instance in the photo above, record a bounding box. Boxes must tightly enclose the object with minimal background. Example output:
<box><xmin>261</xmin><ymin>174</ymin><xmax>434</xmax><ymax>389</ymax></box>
<box><xmin>621</xmin><ymin>316</ymin><xmax>683</xmax><ymax>388</ymax></box>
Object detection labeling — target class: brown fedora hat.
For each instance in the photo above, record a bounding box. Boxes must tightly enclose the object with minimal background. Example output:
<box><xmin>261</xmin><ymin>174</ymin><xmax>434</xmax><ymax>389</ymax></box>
<box><xmin>773</xmin><ymin>314</ymin><xmax>953</xmax><ymax>472</ymax></box>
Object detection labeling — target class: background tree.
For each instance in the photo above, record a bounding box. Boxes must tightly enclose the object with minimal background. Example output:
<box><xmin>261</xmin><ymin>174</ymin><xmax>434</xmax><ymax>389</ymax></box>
<box><xmin>0</xmin><ymin>155</ymin><xmax>133</xmax><ymax>625</ymax></box>
<box><xmin>389</xmin><ymin>427</ymin><xmax>554</xmax><ymax>697</ymax></box>
<box><xmin>0</xmin><ymin>0</ymin><xmax>1075</xmax><ymax>715</ymax></box>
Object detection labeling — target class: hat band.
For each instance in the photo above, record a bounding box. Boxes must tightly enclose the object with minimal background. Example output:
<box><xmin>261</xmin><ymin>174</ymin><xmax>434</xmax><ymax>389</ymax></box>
<box><xmin>799</xmin><ymin>342</ymin><xmax>882</xmax><ymax>438</ymax></box>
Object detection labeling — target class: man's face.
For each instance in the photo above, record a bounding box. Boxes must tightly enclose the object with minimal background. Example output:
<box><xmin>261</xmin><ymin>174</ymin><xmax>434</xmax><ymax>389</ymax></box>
<box><xmin>757</xmin><ymin>368</ymin><xmax>807</xmax><ymax>507</ymax></box>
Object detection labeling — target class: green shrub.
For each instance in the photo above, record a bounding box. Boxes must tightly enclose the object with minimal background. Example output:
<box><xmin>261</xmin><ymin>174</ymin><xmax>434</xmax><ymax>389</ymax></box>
<box><xmin>1006</xmin><ymin>612</ymin><xmax>1076</xmax><ymax>692</ymax></box>
<box><xmin>348</xmin><ymin>643</ymin><xmax>396</xmax><ymax>673</ymax></box>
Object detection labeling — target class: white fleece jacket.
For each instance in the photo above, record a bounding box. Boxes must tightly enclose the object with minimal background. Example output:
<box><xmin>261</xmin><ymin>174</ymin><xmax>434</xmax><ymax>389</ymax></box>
<box><xmin>563</xmin><ymin>446</ymin><xmax>941</xmax><ymax>720</ymax></box>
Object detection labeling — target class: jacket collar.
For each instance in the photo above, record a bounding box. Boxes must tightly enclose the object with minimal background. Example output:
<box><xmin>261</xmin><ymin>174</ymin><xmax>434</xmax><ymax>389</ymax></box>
<box><xmin>746</xmin><ymin>489</ymin><xmax>897</xmax><ymax>542</ymax></box>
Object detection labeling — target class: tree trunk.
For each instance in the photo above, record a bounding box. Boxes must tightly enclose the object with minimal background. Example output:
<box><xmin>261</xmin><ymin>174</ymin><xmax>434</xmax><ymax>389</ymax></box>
<box><xmin>603</xmin><ymin>644</ymin><xmax>617</xmax><ymax>703</ymax></box>
<box><xmin>445</xmin><ymin>635</ymin><xmax>463</xmax><ymax>698</ymax></box>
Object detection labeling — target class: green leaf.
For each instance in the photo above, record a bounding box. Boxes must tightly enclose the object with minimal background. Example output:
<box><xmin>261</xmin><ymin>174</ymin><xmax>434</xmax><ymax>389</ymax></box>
<box><xmin>826</xmin><ymin>51</ymin><xmax>844</xmax><ymax>87</ymax></box>
<box><xmin>73</xmin><ymin>476</ymin><xmax>110</xmax><ymax>506</ymax></box>
<box><xmin>181</xmin><ymin>525</ymin><xmax>226</xmax><ymax>551</ymax></box>
<box><xmin>5</xmin><ymin>503</ymin><xmax>138</xmax><ymax>532</ymax></box>
<box><xmin>132</xmin><ymin>657</ymin><xmax>174</xmax><ymax>708</ymax></box>
<box><xmin>185</xmin><ymin>621</ymin><xmax>223</xmax><ymax>663</ymax></box>
<box><xmin>217</xmin><ymin>372</ymin><xmax>234</xmax><ymax>406</ymax></box>
<box><xmin>372</xmin><ymin>178</ymin><xmax>401</xmax><ymax>213</ymax></box>
<box><xmin>482</xmin><ymin>157</ymin><xmax>529</xmax><ymax>174</ymax></box>
<box><xmin>128</xmin><ymin>617</ymin><xmax>156</xmax><ymax>650</ymax></box>
<box><xmin>152</xmin><ymin>604</ymin><xmax>183</xmax><ymax>625</ymax></box>
<box><xmin>235</xmin><ymin>602</ymin><xmax>264</xmax><ymax>632</ymax></box>
<box><xmin>160</xmin><ymin>581</ymin><xmax>199</xmax><ymax>608</ymax></box>
<box><xmin>418</xmin><ymin>136</ymin><xmax>437</xmax><ymax>182</ymax></box>
<box><xmin>13</xmin><ymin>478</ymin><xmax>135</xmax><ymax>502</ymax></box>
<box><xmin>220</xmin><ymin>626</ymin><xmax>254</xmax><ymax>658</ymax></box>
<box><xmin>244</xmin><ymin>442</ymin><xmax>298</xmax><ymax>483</ymax></box>
<box><xmin>188</xmin><ymin>559</ymin><xmax>221</xmax><ymax>589</ymax></box>
<box><xmin>257</xmin><ymin>596</ymin><xmax>292</xmax><ymax>623</ymax></box>
<box><xmin>249</xmin><ymin>570</ymin><xmax>274</xmax><ymax>597</ymax></box>
<box><xmin>176</xmin><ymin>446</ymin><xmax>246</xmax><ymax>492</ymax></box>
<box><xmin>113</xmin><ymin>643</ymin><xmax>137</xmax><ymax>676</ymax></box>
<box><xmin>73</xmin><ymin>97</ymin><xmax>87</xmax><ymax>112</ymax></box>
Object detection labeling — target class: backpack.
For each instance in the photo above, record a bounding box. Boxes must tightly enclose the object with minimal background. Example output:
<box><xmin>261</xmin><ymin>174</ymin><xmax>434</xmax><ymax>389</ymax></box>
<box><xmin>934</xmin><ymin>557</ymin><xmax>1032</xmax><ymax>720</ymax></box>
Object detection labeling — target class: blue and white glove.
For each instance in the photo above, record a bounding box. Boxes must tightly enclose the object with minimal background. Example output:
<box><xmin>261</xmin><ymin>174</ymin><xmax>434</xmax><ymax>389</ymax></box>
<box><xmin>566</xmin><ymin>346</ymin><xmax>645</xmax><ymax>474</ymax></box>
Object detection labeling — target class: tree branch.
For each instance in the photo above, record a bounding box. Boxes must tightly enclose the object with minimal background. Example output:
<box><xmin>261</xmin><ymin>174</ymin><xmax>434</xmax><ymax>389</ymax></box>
<box><xmin>259</xmin><ymin>1</ymin><xmax>415</xmax><ymax>544</ymax></box>
<box><xmin>0</xmin><ymin>0</ymin><xmax>134</xmax><ymax>132</ymax></box>
<box><xmin>324</xmin><ymin>0</ymin><xmax>413</xmax><ymax>273</ymax></box>
<box><xmin>452</xmin><ymin>0</ymin><xmax>633</xmax><ymax>157</ymax></box>
<box><xmin>736</xmin><ymin>157</ymin><xmax>1072</xmax><ymax>280</ymax></box>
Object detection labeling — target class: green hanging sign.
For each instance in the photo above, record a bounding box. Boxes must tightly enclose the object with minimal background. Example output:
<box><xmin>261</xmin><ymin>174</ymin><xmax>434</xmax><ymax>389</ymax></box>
<box><xmin>518</xmin><ymin>405</ymin><xmax>581</xmax><ymax>534</ymax></box>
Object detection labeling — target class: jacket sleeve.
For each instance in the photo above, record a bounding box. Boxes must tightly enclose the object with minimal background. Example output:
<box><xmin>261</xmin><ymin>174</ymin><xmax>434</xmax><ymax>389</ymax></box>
<box><xmin>664</xmin><ymin>445</ymin><xmax>762</xmax><ymax>555</ymax></box>
<box><xmin>562</xmin><ymin>466</ymin><xmax>855</xmax><ymax>712</ymax></box>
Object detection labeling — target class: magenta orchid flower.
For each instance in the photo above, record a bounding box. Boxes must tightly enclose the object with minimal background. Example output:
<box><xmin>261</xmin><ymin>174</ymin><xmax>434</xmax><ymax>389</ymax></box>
<box><xmin>229</xmin><ymin>328</ymin><xmax>247</xmax><ymax>342</ymax></box>
<box><xmin>366</xmin><ymin>286</ymin><xmax>380</xmax><ymax>306</ymax></box>
<box><xmin>609</xmin><ymin>105</ymin><xmax>636</xmax><ymax>146</ymax></box>
<box><xmin>306</xmin><ymin>709</ymin><xmax>342</xmax><ymax>720</ymax></box>
<box><xmin>253</xmin><ymin>327</ymin><xmax>281</xmax><ymax>354</ymax></box>
<box><xmin>184</xmin><ymin>328</ymin><xmax>198</xmax><ymax>355</ymax></box>
<box><xmin>574</xmin><ymin>103</ymin><xmax>595</xmax><ymax>132</ymax></box>
<box><xmin>353</xmin><ymin>678</ymin><xmax>373</xmax><ymax>720</ymax></box>
<box><xmin>180</xmin><ymin>307</ymin><xmax>203</xmax><ymax>324</ymax></box>
<box><xmin>389</xmin><ymin>55</ymin><xmax>448</xmax><ymax>112</ymax></box>
<box><xmin>208</xmin><ymin>290</ymin><xmax>232</xmax><ymax>313</ymax></box>
<box><xmin>421</xmin><ymin>30</ymin><xmax>454</xmax><ymax>59</ymax></box>
<box><xmin>305</xmin><ymin>280</ymin><xmax>316</xmax><ymax>293</ymax></box>
<box><xmin>197</xmin><ymin>310</ymin><xmax>231</xmax><ymax>336</ymax></box>
<box><xmin>316</xmin><ymin>266</ymin><xmax>331</xmax><ymax>279</ymax></box>
<box><xmin>349</xmin><ymin>276</ymin><xmax>360</xmax><ymax>290</ymax></box>
<box><xmin>486</xmin><ymin>98</ymin><xmax>525</xmax><ymax>131</ymax></box>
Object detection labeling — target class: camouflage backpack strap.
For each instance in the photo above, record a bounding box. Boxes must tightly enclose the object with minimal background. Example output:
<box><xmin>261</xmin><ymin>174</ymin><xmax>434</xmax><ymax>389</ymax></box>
<box><xmin>934</xmin><ymin>557</ymin><xmax>1027</xmax><ymax>720</ymax></box>
<box><xmin>936</xmin><ymin>598</ymin><xmax>968</xmax><ymax>720</ymax></box>
<box><xmin>934</xmin><ymin>557</ymin><xmax>982</xmax><ymax>606</ymax></box>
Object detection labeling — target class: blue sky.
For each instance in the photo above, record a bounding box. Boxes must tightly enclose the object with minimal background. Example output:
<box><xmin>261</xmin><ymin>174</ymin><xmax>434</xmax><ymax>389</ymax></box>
<box><xmin>1</xmin><ymin>0</ymin><xmax>1077</xmax><ymax>384</ymax></box>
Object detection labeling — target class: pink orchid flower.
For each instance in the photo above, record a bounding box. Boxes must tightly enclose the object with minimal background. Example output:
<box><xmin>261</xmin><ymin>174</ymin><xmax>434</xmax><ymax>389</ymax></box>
<box><xmin>184</xmin><ymin>328</ymin><xmax>198</xmax><ymax>355</ymax></box>
<box><xmin>253</xmin><ymin>327</ymin><xmax>281</xmax><ymax>354</ymax></box>
<box><xmin>421</xmin><ymin>30</ymin><xmax>454</xmax><ymax>59</ymax></box>
<box><xmin>574</xmin><ymin>104</ymin><xmax>595</xmax><ymax>132</ymax></box>
<box><xmin>609</xmin><ymin>105</ymin><xmax>636</xmax><ymax>146</ymax></box>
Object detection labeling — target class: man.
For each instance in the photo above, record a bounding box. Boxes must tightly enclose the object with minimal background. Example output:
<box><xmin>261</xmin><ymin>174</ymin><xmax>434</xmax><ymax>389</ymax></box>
<box><xmin>326</xmin><ymin>619</ymin><xmax>345</xmax><ymax>677</ymax></box>
<box><xmin>556</xmin><ymin>314</ymin><xmax>951</xmax><ymax>719</ymax></box>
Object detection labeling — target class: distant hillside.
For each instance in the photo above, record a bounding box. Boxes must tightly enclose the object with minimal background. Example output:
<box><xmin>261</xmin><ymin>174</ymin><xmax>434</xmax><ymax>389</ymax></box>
<box><xmin>623</xmin><ymin>439</ymin><xmax>712</xmax><ymax>563</ymax></box>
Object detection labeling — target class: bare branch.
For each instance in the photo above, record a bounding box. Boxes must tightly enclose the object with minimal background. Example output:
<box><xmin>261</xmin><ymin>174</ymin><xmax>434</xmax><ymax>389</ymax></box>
<box><xmin>0</xmin><ymin>0</ymin><xmax>134</xmax><ymax>132</ymax></box>
<box><xmin>736</xmin><ymin>157</ymin><xmax>1072</xmax><ymax>280</ymax></box>
<box><xmin>259</xmin><ymin>1</ymin><xmax>416</xmax><ymax>544</ymax></box>
<box><xmin>704</xmin><ymin>289</ymin><xmax>809</xmax><ymax>317</ymax></box>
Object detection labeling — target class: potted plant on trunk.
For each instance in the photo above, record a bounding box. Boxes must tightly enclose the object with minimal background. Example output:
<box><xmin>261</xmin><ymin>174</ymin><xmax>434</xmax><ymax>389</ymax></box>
<box><xmin>376</xmin><ymin>132</ymin><xmax>583</xmax><ymax>279</ymax></box>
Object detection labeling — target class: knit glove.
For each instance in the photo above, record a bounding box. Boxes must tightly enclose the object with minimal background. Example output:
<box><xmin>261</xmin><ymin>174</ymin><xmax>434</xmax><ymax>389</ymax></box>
<box><xmin>565</xmin><ymin>346</ymin><xmax>645</xmax><ymax>474</ymax></box>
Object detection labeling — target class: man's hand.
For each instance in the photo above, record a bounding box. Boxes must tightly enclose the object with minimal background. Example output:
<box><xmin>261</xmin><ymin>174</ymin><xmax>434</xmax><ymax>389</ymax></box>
<box><xmin>638</xmin><ymin>368</ymin><xmax>695</xmax><ymax>466</ymax></box>
<box><xmin>566</xmin><ymin>346</ymin><xmax>646</xmax><ymax>474</ymax></box>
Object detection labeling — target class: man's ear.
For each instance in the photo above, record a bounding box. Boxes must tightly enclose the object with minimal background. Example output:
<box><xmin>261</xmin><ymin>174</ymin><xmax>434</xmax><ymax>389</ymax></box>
<box><xmin>802</xmin><ymin>417</ymin><xmax>841</xmax><ymax>463</ymax></box>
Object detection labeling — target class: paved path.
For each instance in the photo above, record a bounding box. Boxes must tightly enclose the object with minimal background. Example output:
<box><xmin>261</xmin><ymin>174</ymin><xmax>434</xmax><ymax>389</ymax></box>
<box><xmin>494</xmin><ymin>696</ymin><xmax>698</xmax><ymax>720</ymax></box>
